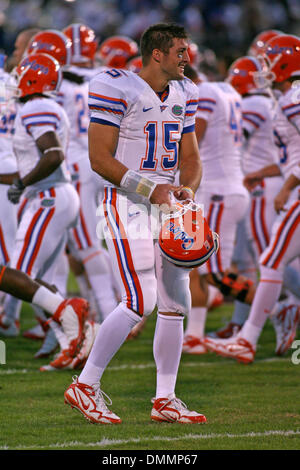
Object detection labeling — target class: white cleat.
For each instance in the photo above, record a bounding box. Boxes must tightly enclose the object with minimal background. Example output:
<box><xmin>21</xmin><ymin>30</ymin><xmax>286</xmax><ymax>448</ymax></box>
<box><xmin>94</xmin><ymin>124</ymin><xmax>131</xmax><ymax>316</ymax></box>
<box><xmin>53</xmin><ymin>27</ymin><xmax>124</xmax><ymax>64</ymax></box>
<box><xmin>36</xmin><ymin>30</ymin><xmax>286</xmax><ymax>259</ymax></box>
<box><xmin>151</xmin><ymin>396</ymin><xmax>207</xmax><ymax>424</ymax></box>
<box><xmin>182</xmin><ymin>335</ymin><xmax>208</xmax><ymax>354</ymax></box>
<box><xmin>34</xmin><ymin>328</ymin><xmax>58</xmax><ymax>359</ymax></box>
<box><xmin>270</xmin><ymin>304</ymin><xmax>300</xmax><ymax>356</ymax></box>
<box><xmin>64</xmin><ymin>375</ymin><xmax>122</xmax><ymax>424</ymax></box>
<box><xmin>204</xmin><ymin>336</ymin><xmax>255</xmax><ymax>364</ymax></box>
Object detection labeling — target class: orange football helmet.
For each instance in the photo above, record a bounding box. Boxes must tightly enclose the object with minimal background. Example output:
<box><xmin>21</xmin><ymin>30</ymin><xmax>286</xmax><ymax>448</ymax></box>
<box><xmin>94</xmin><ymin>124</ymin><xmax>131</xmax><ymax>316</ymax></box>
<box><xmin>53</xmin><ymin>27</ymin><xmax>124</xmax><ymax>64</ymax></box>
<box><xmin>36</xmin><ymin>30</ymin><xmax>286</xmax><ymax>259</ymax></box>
<box><xmin>159</xmin><ymin>202</ymin><xmax>219</xmax><ymax>268</ymax></box>
<box><xmin>97</xmin><ymin>36</ymin><xmax>139</xmax><ymax>69</ymax></box>
<box><xmin>63</xmin><ymin>23</ymin><xmax>98</xmax><ymax>64</ymax></box>
<box><xmin>13</xmin><ymin>53</ymin><xmax>61</xmax><ymax>98</ymax></box>
<box><xmin>126</xmin><ymin>55</ymin><xmax>142</xmax><ymax>73</ymax></box>
<box><xmin>26</xmin><ymin>30</ymin><xmax>72</xmax><ymax>66</ymax></box>
<box><xmin>227</xmin><ymin>56</ymin><xmax>270</xmax><ymax>95</ymax></box>
<box><xmin>264</xmin><ymin>34</ymin><xmax>300</xmax><ymax>83</ymax></box>
<box><xmin>248</xmin><ymin>29</ymin><xmax>283</xmax><ymax>57</ymax></box>
<box><xmin>187</xmin><ymin>42</ymin><xmax>200</xmax><ymax>66</ymax></box>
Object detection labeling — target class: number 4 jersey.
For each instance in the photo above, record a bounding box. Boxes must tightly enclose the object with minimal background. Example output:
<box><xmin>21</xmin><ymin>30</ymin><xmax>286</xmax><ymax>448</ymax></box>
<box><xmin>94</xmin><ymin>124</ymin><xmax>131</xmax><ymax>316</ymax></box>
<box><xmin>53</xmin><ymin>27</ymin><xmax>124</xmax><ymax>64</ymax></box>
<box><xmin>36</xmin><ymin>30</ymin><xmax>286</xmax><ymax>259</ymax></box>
<box><xmin>88</xmin><ymin>68</ymin><xmax>199</xmax><ymax>186</ymax></box>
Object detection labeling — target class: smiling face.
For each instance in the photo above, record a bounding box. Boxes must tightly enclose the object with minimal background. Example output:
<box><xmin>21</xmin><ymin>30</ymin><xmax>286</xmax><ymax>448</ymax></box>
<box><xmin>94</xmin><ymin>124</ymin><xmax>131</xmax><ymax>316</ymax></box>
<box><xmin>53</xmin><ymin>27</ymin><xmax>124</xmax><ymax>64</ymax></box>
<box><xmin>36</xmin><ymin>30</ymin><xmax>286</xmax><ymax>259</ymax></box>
<box><xmin>157</xmin><ymin>37</ymin><xmax>190</xmax><ymax>81</ymax></box>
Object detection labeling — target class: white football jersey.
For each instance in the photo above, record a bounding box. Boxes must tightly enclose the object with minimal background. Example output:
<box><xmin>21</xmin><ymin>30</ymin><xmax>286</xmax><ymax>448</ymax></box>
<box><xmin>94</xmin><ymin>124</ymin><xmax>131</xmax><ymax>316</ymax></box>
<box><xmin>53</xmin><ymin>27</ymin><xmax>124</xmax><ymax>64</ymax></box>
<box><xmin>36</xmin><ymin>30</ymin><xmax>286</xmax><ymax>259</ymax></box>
<box><xmin>272</xmin><ymin>84</ymin><xmax>300</xmax><ymax>180</ymax></box>
<box><xmin>196</xmin><ymin>81</ymin><xmax>247</xmax><ymax>196</ymax></box>
<box><xmin>13</xmin><ymin>97</ymin><xmax>71</xmax><ymax>194</ymax></box>
<box><xmin>57</xmin><ymin>78</ymin><xmax>90</xmax><ymax>165</ymax></box>
<box><xmin>0</xmin><ymin>69</ymin><xmax>18</xmax><ymax>173</ymax></box>
<box><xmin>241</xmin><ymin>93</ymin><xmax>278</xmax><ymax>174</ymax></box>
<box><xmin>88</xmin><ymin>69</ymin><xmax>199</xmax><ymax>186</ymax></box>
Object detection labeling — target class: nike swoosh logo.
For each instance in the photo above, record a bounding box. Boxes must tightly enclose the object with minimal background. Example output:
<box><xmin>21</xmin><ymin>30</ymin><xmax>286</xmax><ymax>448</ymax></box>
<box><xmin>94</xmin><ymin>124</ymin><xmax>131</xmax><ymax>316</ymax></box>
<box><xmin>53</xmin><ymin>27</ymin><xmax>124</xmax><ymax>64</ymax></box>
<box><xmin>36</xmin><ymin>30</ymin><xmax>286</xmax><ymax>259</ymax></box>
<box><xmin>143</xmin><ymin>107</ymin><xmax>153</xmax><ymax>112</ymax></box>
<box><xmin>76</xmin><ymin>389</ymin><xmax>93</xmax><ymax>411</ymax></box>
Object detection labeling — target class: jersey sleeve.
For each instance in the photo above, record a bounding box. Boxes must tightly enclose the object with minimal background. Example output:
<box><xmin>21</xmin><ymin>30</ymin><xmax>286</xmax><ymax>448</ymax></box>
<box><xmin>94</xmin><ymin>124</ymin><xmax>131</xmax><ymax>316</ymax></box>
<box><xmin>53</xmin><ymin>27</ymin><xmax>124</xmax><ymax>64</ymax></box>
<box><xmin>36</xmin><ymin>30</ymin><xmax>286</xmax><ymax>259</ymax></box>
<box><xmin>21</xmin><ymin>101</ymin><xmax>61</xmax><ymax>140</ymax></box>
<box><xmin>196</xmin><ymin>83</ymin><xmax>217</xmax><ymax>123</ymax></box>
<box><xmin>183</xmin><ymin>79</ymin><xmax>199</xmax><ymax>134</ymax></box>
<box><xmin>88</xmin><ymin>72</ymin><xmax>128</xmax><ymax>129</ymax></box>
<box><xmin>281</xmin><ymin>102</ymin><xmax>300</xmax><ymax>134</ymax></box>
<box><xmin>241</xmin><ymin>97</ymin><xmax>267</xmax><ymax>137</ymax></box>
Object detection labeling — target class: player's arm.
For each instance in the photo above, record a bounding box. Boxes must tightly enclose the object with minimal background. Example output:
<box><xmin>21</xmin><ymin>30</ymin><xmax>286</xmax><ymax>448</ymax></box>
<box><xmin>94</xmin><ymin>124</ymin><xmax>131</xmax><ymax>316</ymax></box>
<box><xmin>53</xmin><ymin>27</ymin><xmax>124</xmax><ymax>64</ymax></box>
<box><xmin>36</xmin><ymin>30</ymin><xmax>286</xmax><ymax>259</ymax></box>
<box><xmin>274</xmin><ymin>165</ymin><xmax>300</xmax><ymax>213</ymax></box>
<box><xmin>7</xmin><ymin>131</ymin><xmax>65</xmax><ymax>204</ymax></box>
<box><xmin>21</xmin><ymin>131</ymin><xmax>65</xmax><ymax>187</ymax></box>
<box><xmin>89</xmin><ymin>121</ymin><xmax>181</xmax><ymax>208</ymax></box>
<box><xmin>243</xmin><ymin>163</ymin><xmax>281</xmax><ymax>191</ymax></box>
<box><xmin>175</xmin><ymin>130</ymin><xmax>202</xmax><ymax>200</ymax></box>
<box><xmin>0</xmin><ymin>172</ymin><xmax>19</xmax><ymax>185</ymax></box>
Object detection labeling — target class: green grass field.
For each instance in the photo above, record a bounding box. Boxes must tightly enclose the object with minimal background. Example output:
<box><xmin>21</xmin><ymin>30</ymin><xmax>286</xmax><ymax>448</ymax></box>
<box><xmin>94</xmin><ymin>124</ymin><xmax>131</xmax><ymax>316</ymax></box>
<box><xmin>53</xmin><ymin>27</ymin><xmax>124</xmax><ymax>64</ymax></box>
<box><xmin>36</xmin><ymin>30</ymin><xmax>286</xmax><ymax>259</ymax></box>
<box><xmin>0</xmin><ymin>287</ymin><xmax>300</xmax><ymax>451</ymax></box>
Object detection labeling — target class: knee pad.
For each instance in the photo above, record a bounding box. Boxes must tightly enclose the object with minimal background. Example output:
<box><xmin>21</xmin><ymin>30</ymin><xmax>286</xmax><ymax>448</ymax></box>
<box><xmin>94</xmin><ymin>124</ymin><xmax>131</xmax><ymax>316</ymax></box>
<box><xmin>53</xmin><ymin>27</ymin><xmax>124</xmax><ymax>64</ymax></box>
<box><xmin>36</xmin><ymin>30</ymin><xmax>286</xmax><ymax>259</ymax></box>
<box><xmin>211</xmin><ymin>270</ymin><xmax>254</xmax><ymax>302</ymax></box>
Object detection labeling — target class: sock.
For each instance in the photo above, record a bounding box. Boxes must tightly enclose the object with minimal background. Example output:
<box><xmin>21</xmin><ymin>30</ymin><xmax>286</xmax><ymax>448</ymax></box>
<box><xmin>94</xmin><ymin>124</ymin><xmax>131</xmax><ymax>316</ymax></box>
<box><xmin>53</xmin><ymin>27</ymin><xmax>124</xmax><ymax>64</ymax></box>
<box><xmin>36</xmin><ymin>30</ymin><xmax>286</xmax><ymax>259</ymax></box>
<box><xmin>185</xmin><ymin>307</ymin><xmax>207</xmax><ymax>338</ymax></box>
<box><xmin>79</xmin><ymin>303</ymin><xmax>140</xmax><ymax>385</ymax></box>
<box><xmin>153</xmin><ymin>313</ymin><xmax>184</xmax><ymax>399</ymax></box>
<box><xmin>83</xmin><ymin>249</ymin><xmax>118</xmax><ymax>321</ymax></box>
<box><xmin>240</xmin><ymin>265</ymin><xmax>283</xmax><ymax>346</ymax></box>
<box><xmin>3</xmin><ymin>295</ymin><xmax>22</xmax><ymax>323</ymax></box>
<box><xmin>206</xmin><ymin>285</ymin><xmax>219</xmax><ymax>308</ymax></box>
<box><xmin>32</xmin><ymin>286</ymin><xmax>64</xmax><ymax>314</ymax></box>
<box><xmin>231</xmin><ymin>301</ymin><xmax>250</xmax><ymax>326</ymax></box>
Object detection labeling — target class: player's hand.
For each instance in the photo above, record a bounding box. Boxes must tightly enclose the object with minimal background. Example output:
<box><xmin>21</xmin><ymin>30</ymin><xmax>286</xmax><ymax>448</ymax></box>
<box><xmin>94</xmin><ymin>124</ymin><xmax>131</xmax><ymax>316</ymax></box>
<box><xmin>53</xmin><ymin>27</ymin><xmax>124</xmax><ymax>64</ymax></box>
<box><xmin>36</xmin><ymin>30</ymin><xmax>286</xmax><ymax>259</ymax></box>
<box><xmin>150</xmin><ymin>184</ymin><xmax>183</xmax><ymax>210</ymax></box>
<box><xmin>7</xmin><ymin>179</ymin><xmax>25</xmax><ymax>204</ymax></box>
<box><xmin>274</xmin><ymin>188</ymin><xmax>290</xmax><ymax>214</ymax></box>
<box><xmin>174</xmin><ymin>186</ymin><xmax>194</xmax><ymax>201</ymax></box>
<box><xmin>243</xmin><ymin>172</ymin><xmax>263</xmax><ymax>191</ymax></box>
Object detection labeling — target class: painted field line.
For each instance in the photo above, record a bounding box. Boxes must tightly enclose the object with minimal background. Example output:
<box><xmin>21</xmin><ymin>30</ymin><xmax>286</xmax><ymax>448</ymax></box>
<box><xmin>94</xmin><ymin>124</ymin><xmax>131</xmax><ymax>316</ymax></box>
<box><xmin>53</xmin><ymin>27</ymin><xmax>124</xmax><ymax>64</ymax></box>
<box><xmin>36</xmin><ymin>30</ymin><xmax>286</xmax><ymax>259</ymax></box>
<box><xmin>1</xmin><ymin>429</ymin><xmax>300</xmax><ymax>450</ymax></box>
<box><xmin>0</xmin><ymin>356</ymin><xmax>292</xmax><ymax>375</ymax></box>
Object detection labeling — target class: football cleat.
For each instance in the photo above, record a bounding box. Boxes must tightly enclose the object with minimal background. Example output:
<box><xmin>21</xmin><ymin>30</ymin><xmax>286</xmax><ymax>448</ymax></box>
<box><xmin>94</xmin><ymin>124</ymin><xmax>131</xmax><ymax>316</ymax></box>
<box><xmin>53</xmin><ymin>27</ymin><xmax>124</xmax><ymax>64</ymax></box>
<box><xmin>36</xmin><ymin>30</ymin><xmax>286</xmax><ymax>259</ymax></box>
<box><xmin>0</xmin><ymin>312</ymin><xmax>11</xmax><ymax>329</ymax></box>
<box><xmin>64</xmin><ymin>375</ymin><xmax>122</xmax><ymax>424</ymax></box>
<box><xmin>23</xmin><ymin>324</ymin><xmax>45</xmax><ymax>341</ymax></box>
<box><xmin>151</xmin><ymin>397</ymin><xmax>207</xmax><ymax>424</ymax></box>
<box><xmin>182</xmin><ymin>335</ymin><xmax>208</xmax><ymax>355</ymax></box>
<box><xmin>204</xmin><ymin>336</ymin><xmax>255</xmax><ymax>364</ymax></box>
<box><xmin>52</xmin><ymin>297</ymin><xmax>89</xmax><ymax>357</ymax></box>
<box><xmin>40</xmin><ymin>348</ymin><xmax>74</xmax><ymax>372</ymax></box>
<box><xmin>34</xmin><ymin>328</ymin><xmax>58</xmax><ymax>358</ymax></box>
<box><xmin>206</xmin><ymin>321</ymin><xmax>242</xmax><ymax>339</ymax></box>
<box><xmin>0</xmin><ymin>319</ymin><xmax>20</xmax><ymax>337</ymax></box>
<box><xmin>159</xmin><ymin>201</ymin><xmax>219</xmax><ymax>268</ymax></box>
<box><xmin>270</xmin><ymin>304</ymin><xmax>300</xmax><ymax>356</ymax></box>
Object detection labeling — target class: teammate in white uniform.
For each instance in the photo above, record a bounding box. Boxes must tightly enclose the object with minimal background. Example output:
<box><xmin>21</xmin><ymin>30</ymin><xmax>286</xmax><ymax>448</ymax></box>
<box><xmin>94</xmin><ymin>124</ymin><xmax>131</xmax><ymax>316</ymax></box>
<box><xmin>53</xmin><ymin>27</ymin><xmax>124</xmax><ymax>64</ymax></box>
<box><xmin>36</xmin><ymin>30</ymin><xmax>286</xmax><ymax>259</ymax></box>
<box><xmin>182</xmin><ymin>71</ymin><xmax>253</xmax><ymax>354</ymax></box>
<box><xmin>0</xmin><ymin>61</ymin><xmax>20</xmax><ymax>336</ymax></box>
<box><xmin>64</xmin><ymin>23</ymin><xmax>207</xmax><ymax>425</ymax></box>
<box><xmin>204</xmin><ymin>34</ymin><xmax>300</xmax><ymax>363</ymax></box>
<box><xmin>5</xmin><ymin>53</ymin><xmax>79</xmax><ymax>327</ymax></box>
<box><xmin>26</xmin><ymin>28</ymin><xmax>119</xmax><ymax>322</ymax></box>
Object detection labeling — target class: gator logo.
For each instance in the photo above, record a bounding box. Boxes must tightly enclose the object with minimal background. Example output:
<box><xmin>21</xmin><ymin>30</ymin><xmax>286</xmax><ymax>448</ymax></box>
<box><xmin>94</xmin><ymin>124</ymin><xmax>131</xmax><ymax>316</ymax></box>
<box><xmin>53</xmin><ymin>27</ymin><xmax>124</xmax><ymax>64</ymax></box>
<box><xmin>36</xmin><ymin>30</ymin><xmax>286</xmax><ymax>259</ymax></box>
<box><xmin>172</xmin><ymin>105</ymin><xmax>183</xmax><ymax>116</ymax></box>
<box><xmin>41</xmin><ymin>198</ymin><xmax>55</xmax><ymax>207</ymax></box>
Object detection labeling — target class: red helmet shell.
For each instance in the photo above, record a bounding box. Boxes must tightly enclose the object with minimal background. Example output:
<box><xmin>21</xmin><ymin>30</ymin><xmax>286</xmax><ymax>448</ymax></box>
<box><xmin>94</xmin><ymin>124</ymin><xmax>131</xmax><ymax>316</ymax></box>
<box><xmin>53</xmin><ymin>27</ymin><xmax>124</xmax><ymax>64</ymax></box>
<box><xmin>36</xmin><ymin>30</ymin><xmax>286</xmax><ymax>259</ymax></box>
<box><xmin>227</xmin><ymin>56</ymin><xmax>263</xmax><ymax>95</ymax></box>
<box><xmin>248</xmin><ymin>29</ymin><xmax>283</xmax><ymax>56</ymax></box>
<box><xmin>98</xmin><ymin>36</ymin><xmax>139</xmax><ymax>68</ymax></box>
<box><xmin>63</xmin><ymin>23</ymin><xmax>98</xmax><ymax>63</ymax></box>
<box><xmin>26</xmin><ymin>30</ymin><xmax>72</xmax><ymax>66</ymax></box>
<box><xmin>15</xmin><ymin>53</ymin><xmax>61</xmax><ymax>98</ymax></box>
<box><xmin>264</xmin><ymin>34</ymin><xmax>300</xmax><ymax>82</ymax></box>
<box><xmin>159</xmin><ymin>202</ymin><xmax>219</xmax><ymax>268</ymax></box>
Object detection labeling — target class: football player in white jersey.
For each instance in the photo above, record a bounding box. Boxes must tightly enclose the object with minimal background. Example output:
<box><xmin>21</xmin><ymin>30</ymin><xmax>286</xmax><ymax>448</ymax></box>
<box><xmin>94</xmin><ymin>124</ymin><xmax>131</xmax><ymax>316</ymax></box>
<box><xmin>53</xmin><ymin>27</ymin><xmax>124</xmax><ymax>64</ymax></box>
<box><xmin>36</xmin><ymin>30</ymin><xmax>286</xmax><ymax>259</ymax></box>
<box><xmin>64</xmin><ymin>23</ymin><xmax>208</xmax><ymax>425</ymax></box>
<box><xmin>26</xmin><ymin>28</ymin><xmax>119</xmax><ymax>323</ymax></box>
<box><xmin>181</xmin><ymin>64</ymin><xmax>258</xmax><ymax>354</ymax></box>
<box><xmin>4</xmin><ymin>52</ymin><xmax>83</xmax><ymax>357</ymax></box>
<box><xmin>204</xmin><ymin>34</ymin><xmax>300</xmax><ymax>363</ymax></box>
<box><xmin>0</xmin><ymin>59</ymin><xmax>20</xmax><ymax>336</ymax></box>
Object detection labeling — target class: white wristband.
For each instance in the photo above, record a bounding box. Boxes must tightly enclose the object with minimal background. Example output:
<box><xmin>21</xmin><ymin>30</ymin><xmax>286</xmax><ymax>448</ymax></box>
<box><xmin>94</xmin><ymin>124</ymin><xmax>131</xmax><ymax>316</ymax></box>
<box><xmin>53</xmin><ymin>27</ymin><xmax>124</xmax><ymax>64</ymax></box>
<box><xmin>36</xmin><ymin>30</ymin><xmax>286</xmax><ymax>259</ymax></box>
<box><xmin>120</xmin><ymin>170</ymin><xmax>157</xmax><ymax>199</ymax></box>
<box><xmin>43</xmin><ymin>147</ymin><xmax>63</xmax><ymax>154</ymax></box>
<box><xmin>292</xmin><ymin>165</ymin><xmax>300</xmax><ymax>181</ymax></box>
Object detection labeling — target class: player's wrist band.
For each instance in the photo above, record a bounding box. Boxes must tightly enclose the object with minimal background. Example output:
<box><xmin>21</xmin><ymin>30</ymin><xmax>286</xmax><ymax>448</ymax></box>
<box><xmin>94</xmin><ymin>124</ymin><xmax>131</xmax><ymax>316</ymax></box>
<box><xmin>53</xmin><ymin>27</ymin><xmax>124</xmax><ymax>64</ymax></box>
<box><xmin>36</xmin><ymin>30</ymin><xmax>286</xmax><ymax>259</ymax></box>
<box><xmin>181</xmin><ymin>186</ymin><xmax>195</xmax><ymax>199</ymax></box>
<box><xmin>292</xmin><ymin>165</ymin><xmax>300</xmax><ymax>181</ymax></box>
<box><xmin>13</xmin><ymin>178</ymin><xmax>25</xmax><ymax>189</ymax></box>
<box><xmin>120</xmin><ymin>170</ymin><xmax>157</xmax><ymax>199</ymax></box>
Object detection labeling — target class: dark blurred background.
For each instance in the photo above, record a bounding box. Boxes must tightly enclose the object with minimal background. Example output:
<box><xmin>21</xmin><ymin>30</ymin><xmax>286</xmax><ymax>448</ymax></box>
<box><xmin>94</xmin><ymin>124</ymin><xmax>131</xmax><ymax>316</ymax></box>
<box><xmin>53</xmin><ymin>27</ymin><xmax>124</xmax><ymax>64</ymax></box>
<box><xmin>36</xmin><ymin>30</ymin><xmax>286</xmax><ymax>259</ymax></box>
<box><xmin>0</xmin><ymin>0</ymin><xmax>299</xmax><ymax>77</ymax></box>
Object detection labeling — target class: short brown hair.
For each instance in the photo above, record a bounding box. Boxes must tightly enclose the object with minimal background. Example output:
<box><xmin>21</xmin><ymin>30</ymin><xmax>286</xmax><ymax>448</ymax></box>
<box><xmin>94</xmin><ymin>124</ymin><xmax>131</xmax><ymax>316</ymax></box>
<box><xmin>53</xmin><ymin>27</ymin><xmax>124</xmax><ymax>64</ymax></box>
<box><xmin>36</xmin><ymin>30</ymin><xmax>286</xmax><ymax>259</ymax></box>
<box><xmin>140</xmin><ymin>23</ymin><xmax>188</xmax><ymax>66</ymax></box>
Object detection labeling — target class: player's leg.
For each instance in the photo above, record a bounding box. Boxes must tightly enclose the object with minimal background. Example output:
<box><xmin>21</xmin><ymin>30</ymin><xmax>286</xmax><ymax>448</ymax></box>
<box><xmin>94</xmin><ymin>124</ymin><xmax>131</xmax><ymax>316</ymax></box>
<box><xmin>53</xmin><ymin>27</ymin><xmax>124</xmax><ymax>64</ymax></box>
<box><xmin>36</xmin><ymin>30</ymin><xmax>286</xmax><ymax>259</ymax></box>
<box><xmin>204</xmin><ymin>200</ymin><xmax>300</xmax><ymax>362</ymax></box>
<box><xmin>151</xmin><ymin>244</ymin><xmax>206</xmax><ymax>424</ymax></box>
<box><xmin>69</xmin><ymin>162</ymin><xmax>118</xmax><ymax>321</ymax></box>
<box><xmin>64</xmin><ymin>189</ymin><xmax>157</xmax><ymax>423</ymax></box>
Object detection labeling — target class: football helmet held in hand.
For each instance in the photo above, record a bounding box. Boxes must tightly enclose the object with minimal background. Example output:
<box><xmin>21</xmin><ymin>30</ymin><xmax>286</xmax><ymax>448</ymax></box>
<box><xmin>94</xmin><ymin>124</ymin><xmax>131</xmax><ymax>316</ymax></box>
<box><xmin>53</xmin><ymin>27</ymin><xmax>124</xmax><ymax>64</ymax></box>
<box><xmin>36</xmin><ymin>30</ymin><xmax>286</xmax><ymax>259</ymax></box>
<box><xmin>159</xmin><ymin>201</ymin><xmax>219</xmax><ymax>268</ymax></box>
